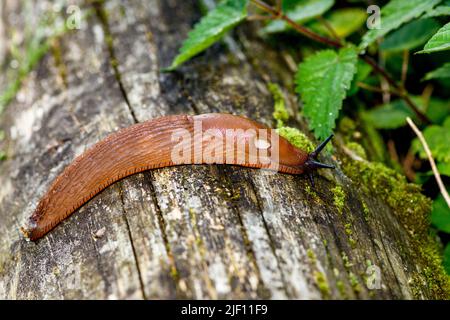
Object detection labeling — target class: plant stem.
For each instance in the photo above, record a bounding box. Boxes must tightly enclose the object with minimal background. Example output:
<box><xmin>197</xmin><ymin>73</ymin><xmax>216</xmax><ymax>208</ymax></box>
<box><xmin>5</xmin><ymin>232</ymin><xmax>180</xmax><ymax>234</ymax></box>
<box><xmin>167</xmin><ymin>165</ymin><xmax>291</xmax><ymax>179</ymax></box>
<box><xmin>407</xmin><ymin>117</ymin><xmax>450</xmax><ymax>208</ymax></box>
<box><xmin>250</xmin><ymin>0</ymin><xmax>431</xmax><ymax>124</ymax></box>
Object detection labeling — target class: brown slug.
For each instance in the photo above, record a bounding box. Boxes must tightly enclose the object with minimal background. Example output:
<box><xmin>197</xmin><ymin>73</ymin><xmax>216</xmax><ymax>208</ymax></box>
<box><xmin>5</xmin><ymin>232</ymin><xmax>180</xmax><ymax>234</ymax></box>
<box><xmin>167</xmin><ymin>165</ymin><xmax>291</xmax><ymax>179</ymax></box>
<box><xmin>21</xmin><ymin>113</ymin><xmax>334</xmax><ymax>241</ymax></box>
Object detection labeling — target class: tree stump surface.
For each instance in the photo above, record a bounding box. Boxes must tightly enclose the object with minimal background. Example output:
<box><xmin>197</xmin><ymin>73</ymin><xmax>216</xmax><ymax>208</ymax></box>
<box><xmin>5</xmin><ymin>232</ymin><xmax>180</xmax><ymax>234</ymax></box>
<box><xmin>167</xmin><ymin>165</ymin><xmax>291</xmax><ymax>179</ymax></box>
<box><xmin>0</xmin><ymin>0</ymin><xmax>440</xmax><ymax>299</ymax></box>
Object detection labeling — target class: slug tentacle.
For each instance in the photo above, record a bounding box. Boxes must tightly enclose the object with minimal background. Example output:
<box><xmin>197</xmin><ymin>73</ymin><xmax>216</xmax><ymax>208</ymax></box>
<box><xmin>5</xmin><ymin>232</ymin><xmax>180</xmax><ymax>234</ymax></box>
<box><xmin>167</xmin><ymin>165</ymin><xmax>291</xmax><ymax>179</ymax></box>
<box><xmin>302</xmin><ymin>134</ymin><xmax>335</xmax><ymax>187</ymax></box>
<box><xmin>22</xmin><ymin>113</ymin><xmax>335</xmax><ymax>241</ymax></box>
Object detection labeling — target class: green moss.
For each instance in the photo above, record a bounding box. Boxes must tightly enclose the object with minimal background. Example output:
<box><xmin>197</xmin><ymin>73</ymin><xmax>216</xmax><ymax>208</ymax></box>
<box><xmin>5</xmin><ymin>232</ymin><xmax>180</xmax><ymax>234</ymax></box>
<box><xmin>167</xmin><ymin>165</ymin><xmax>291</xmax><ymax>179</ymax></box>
<box><xmin>313</xmin><ymin>271</ymin><xmax>331</xmax><ymax>298</ymax></box>
<box><xmin>170</xmin><ymin>265</ymin><xmax>179</xmax><ymax>280</ymax></box>
<box><xmin>336</xmin><ymin>280</ymin><xmax>347</xmax><ymax>298</ymax></box>
<box><xmin>0</xmin><ymin>151</ymin><xmax>6</xmax><ymax>162</ymax></box>
<box><xmin>304</xmin><ymin>184</ymin><xmax>320</xmax><ymax>202</ymax></box>
<box><xmin>344</xmin><ymin>223</ymin><xmax>356</xmax><ymax>248</ymax></box>
<box><xmin>346</xmin><ymin>142</ymin><xmax>367</xmax><ymax>160</ymax></box>
<box><xmin>342</xmin><ymin>159</ymin><xmax>431</xmax><ymax>236</ymax></box>
<box><xmin>362</xmin><ymin>200</ymin><xmax>370</xmax><ymax>222</ymax></box>
<box><xmin>342</xmin><ymin>155</ymin><xmax>450</xmax><ymax>298</ymax></box>
<box><xmin>410</xmin><ymin>237</ymin><xmax>450</xmax><ymax>299</ymax></box>
<box><xmin>268</xmin><ymin>82</ymin><xmax>289</xmax><ymax>128</ymax></box>
<box><xmin>276</xmin><ymin>127</ymin><xmax>315</xmax><ymax>153</ymax></box>
<box><xmin>331</xmin><ymin>185</ymin><xmax>346</xmax><ymax>214</ymax></box>
<box><xmin>349</xmin><ymin>272</ymin><xmax>362</xmax><ymax>294</ymax></box>
<box><xmin>307</xmin><ymin>248</ymin><xmax>317</xmax><ymax>263</ymax></box>
<box><xmin>341</xmin><ymin>252</ymin><xmax>353</xmax><ymax>269</ymax></box>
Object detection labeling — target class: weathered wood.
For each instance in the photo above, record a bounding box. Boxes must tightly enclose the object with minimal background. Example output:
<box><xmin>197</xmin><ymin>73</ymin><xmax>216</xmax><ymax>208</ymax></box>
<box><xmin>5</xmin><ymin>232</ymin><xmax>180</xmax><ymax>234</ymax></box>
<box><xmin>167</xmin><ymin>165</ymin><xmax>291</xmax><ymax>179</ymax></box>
<box><xmin>0</xmin><ymin>0</ymin><xmax>444</xmax><ymax>299</ymax></box>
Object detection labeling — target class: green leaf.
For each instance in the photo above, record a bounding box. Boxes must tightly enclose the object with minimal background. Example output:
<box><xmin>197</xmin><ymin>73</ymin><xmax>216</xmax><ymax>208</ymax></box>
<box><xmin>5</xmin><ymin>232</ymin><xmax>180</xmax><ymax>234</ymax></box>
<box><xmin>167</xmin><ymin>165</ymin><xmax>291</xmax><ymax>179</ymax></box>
<box><xmin>262</xmin><ymin>0</ymin><xmax>334</xmax><ymax>34</ymax></box>
<box><xmin>412</xmin><ymin>117</ymin><xmax>450</xmax><ymax>163</ymax></box>
<box><xmin>444</xmin><ymin>244</ymin><xmax>450</xmax><ymax>274</ymax></box>
<box><xmin>425</xmin><ymin>98</ymin><xmax>450</xmax><ymax>124</ymax></box>
<box><xmin>363</xmin><ymin>100</ymin><xmax>414</xmax><ymax>129</ymax></box>
<box><xmin>431</xmin><ymin>192</ymin><xmax>450</xmax><ymax>233</ymax></box>
<box><xmin>417</xmin><ymin>22</ymin><xmax>450</xmax><ymax>54</ymax></box>
<box><xmin>295</xmin><ymin>46</ymin><xmax>358</xmax><ymax>139</ymax></box>
<box><xmin>348</xmin><ymin>60</ymin><xmax>372</xmax><ymax>96</ymax></box>
<box><xmin>165</xmin><ymin>0</ymin><xmax>248</xmax><ymax>70</ymax></box>
<box><xmin>438</xmin><ymin>161</ymin><xmax>450</xmax><ymax>176</ymax></box>
<box><xmin>359</xmin><ymin>0</ymin><xmax>441</xmax><ymax>51</ymax></box>
<box><xmin>308</xmin><ymin>8</ymin><xmax>366</xmax><ymax>38</ymax></box>
<box><xmin>424</xmin><ymin>62</ymin><xmax>450</xmax><ymax>80</ymax></box>
<box><xmin>380</xmin><ymin>18</ymin><xmax>441</xmax><ymax>53</ymax></box>
<box><xmin>422</xmin><ymin>5</ymin><xmax>450</xmax><ymax>18</ymax></box>
<box><xmin>364</xmin><ymin>97</ymin><xmax>450</xmax><ymax>129</ymax></box>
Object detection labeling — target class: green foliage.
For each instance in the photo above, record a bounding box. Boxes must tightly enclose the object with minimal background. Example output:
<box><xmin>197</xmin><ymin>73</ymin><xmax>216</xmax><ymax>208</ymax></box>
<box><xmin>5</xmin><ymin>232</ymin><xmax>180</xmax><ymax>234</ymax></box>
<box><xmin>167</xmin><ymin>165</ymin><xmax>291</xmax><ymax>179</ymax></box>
<box><xmin>308</xmin><ymin>8</ymin><xmax>367</xmax><ymax>38</ymax></box>
<box><xmin>438</xmin><ymin>162</ymin><xmax>450</xmax><ymax>177</ymax></box>
<box><xmin>359</xmin><ymin>0</ymin><xmax>441</xmax><ymax>51</ymax></box>
<box><xmin>412</xmin><ymin>117</ymin><xmax>450</xmax><ymax>163</ymax></box>
<box><xmin>423</xmin><ymin>5</ymin><xmax>450</xmax><ymax>18</ymax></box>
<box><xmin>418</xmin><ymin>22</ymin><xmax>450</xmax><ymax>54</ymax></box>
<box><xmin>363</xmin><ymin>100</ymin><xmax>414</xmax><ymax>130</ymax></box>
<box><xmin>380</xmin><ymin>18</ymin><xmax>441</xmax><ymax>53</ymax></box>
<box><xmin>166</xmin><ymin>0</ymin><xmax>248</xmax><ymax>70</ymax></box>
<box><xmin>262</xmin><ymin>0</ymin><xmax>334</xmax><ymax>34</ymax></box>
<box><xmin>444</xmin><ymin>244</ymin><xmax>450</xmax><ymax>274</ymax></box>
<box><xmin>431</xmin><ymin>192</ymin><xmax>450</xmax><ymax>233</ymax></box>
<box><xmin>364</xmin><ymin>97</ymin><xmax>450</xmax><ymax>129</ymax></box>
<box><xmin>424</xmin><ymin>62</ymin><xmax>450</xmax><ymax>80</ymax></box>
<box><xmin>295</xmin><ymin>46</ymin><xmax>357</xmax><ymax>139</ymax></box>
<box><xmin>348</xmin><ymin>61</ymin><xmax>372</xmax><ymax>96</ymax></box>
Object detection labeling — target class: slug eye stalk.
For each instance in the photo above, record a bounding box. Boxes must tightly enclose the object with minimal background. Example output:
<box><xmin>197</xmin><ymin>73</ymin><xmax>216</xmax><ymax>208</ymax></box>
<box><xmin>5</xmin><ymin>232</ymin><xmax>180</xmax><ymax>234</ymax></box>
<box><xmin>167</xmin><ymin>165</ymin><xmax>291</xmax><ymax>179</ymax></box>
<box><xmin>303</xmin><ymin>134</ymin><xmax>335</xmax><ymax>186</ymax></box>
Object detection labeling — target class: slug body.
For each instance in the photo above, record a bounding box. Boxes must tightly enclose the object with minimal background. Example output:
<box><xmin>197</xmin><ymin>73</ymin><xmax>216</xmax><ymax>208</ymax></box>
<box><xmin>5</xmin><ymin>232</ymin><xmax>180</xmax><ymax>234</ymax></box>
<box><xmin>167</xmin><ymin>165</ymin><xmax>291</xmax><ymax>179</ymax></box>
<box><xmin>22</xmin><ymin>113</ymin><xmax>333</xmax><ymax>241</ymax></box>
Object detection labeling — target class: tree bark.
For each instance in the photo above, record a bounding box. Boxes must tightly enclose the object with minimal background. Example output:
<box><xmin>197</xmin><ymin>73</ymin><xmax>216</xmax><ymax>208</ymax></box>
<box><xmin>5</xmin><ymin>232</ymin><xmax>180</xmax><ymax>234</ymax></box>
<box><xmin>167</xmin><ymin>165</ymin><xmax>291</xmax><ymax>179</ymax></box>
<box><xmin>0</xmin><ymin>0</ymin><xmax>443</xmax><ymax>299</ymax></box>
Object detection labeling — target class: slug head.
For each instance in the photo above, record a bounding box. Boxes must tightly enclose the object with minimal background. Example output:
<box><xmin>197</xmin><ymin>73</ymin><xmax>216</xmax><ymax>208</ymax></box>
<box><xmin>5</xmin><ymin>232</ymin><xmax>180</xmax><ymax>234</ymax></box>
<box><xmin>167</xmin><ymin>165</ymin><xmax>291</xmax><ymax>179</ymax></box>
<box><xmin>303</xmin><ymin>134</ymin><xmax>335</xmax><ymax>186</ymax></box>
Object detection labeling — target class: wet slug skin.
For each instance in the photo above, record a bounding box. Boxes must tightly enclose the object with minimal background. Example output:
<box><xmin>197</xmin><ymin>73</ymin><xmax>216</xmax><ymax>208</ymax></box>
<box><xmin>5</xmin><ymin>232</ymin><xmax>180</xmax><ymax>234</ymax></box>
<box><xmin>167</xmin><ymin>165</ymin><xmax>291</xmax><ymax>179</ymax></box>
<box><xmin>21</xmin><ymin>113</ymin><xmax>334</xmax><ymax>241</ymax></box>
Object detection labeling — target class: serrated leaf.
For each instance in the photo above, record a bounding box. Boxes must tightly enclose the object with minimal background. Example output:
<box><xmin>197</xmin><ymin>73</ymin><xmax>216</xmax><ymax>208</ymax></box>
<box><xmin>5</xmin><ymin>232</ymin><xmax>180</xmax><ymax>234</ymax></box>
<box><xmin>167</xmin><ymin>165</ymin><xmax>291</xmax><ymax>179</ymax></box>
<box><xmin>295</xmin><ymin>46</ymin><xmax>358</xmax><ymax>139</ymax></box>
<box><xmin>309</xmin><ymin>8</ymin><xmax>367</xmax><ymax>38</ymax></box>
<box><xmin>165</xmin><ymin>0</ymin><xmax>248</xmax><ymax>70</ymax></box>
<box><xmin>380</xmin><ymin>18</ymin><xmax>441</xmax><ymax>53</ymax></box>
<box><xmin>262</xmin><ymin>0</ymin><xmax>334</xmax><ymax>34</ymax></box>
<box><xmin>359</xmin><ymin>0</ymin><xmax>441</xmax><ymax>51</ymax></box>
<box><xmin>424</xmin><ymin>62</ymin><xmax>450</xmax><ymax>80</ymax></box>
<box><xmin>431</xmin><ymin>192</ymin><xmax>450</xmax><ymax>233</ymax></box>
<box><xmin>412</xmin><ymin>117</ymin><xmax>450</xmax><ymax>163</ymax></box>
<box><xmin>417</xmin><ymin>22</ymin><xmax>450</xmax><ymax>54</ymax></box>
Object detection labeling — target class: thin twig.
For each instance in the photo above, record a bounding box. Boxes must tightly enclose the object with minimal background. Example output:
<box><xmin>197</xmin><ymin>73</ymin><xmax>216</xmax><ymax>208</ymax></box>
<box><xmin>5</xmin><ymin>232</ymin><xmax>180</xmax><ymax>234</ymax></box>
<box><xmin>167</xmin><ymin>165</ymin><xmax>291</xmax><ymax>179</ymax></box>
<box><xmin>249</xmin><ymin>0</ymin><xmax>431</xmax><ymax>124</ymax></box>
<box><xmin>421</xmin><ymin>84</ymin><xmax>434</xmax><ymax>112</ymax></box>
<box><xmin>403</xmin><ymin>148</ymin><xmax>417</xmax><ymax>181</ymax></box>
<box><xmin>250</xmin><ymin>0</ymin><xmax>341</xmax><ymax>47</ymax></box>
<box><xmin>406</xmin><ymin>117</ymin><xmax>450</xmax><ymax>208</ymax></box>
<box><xmin>357</xmin><ymin>82</ymin><xmax>398</xmax><ymax>95</ymax></box>
<box><xmin>317</xmin><ymin>15</ymin><xmax>341</xmax><ymax>43</ymax></box>
<box><xmin>276</xmin><ymin>0</ymin><xmax>282</xmax><ymax>13</ymax></box>
<box><xmin>247</xmin><ymin>14</ymin><xmax>273</xmax><ymax>21</ymax></box>
<box><xmin>401</xmin><ymin>50</ymin><xmax>409</xmax><ymax>87</ymax></box>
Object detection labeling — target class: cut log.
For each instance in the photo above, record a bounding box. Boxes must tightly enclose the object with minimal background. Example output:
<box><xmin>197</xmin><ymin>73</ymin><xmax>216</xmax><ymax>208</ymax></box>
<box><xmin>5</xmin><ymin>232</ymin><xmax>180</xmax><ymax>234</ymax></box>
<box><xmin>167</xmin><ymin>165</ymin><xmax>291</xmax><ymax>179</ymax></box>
<box><xmin>0</xmin><ymin>0</ymin><xmax>447</xmax><ymax>299</ymax></box>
